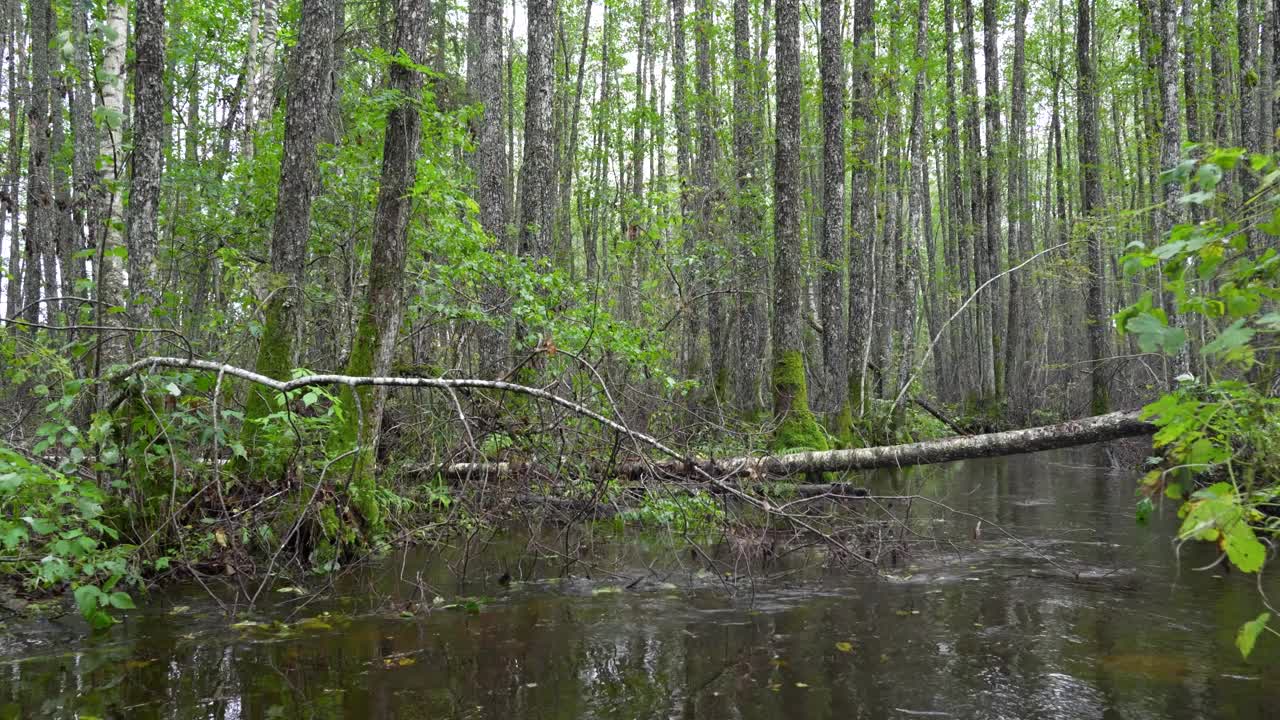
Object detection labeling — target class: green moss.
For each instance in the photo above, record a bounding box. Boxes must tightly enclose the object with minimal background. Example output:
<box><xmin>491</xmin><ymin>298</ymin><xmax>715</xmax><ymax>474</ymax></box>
<box><xmin>242</xmin><ymin>283</ymin><xmax>295</xmax><ymax>448</ymax></box>
<box><xmin>336</xmin><ymin>312</ymin><xmax>385</xmax><ymax>535</ymax></box>
<box><xmin>770</xmin><ymin>351</ymin><xmax>829</xmax><ymax>453</ymax></box>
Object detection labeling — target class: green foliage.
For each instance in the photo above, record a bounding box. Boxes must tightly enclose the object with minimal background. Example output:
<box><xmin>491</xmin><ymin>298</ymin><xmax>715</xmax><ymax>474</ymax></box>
<box><xmin>1120</xmin><ymin>147</ymin><xmax>1280</xmax><ymax>658</ymax></box>
<box><xmin>619</xmin><ymin>491</ymin><xmax>724</xmax><ymax>533</ymax></box>
<box><xmin>0</xmin><ymin>444</ymin><xmax>138</xmax><ymax>630</ymax></box>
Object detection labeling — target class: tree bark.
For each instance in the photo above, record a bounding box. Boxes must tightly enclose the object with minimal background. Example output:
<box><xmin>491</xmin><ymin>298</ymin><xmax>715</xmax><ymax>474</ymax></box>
<box><xmin>818</xmin><ymin>0</ymin><xmax>845</xmax><ymax>415</ymax></box>
<box><xmin>694</xmin><ymin>0</ymin><xmax>726</xmax><ymax>403</ymax></box>
<box><xmin>638</xmin><ymin>410</ymin><xmax>1153</xmax><ymax>478</ymax></box>
<box><xmin>732</xmin><ymin>0</ymin><xmax>767</xmax><ymax>417</ymax></box>
<box><xmin>1004</xmin><ymin>0</ymin><xmax>1029</xmax><ymax>408</ymax></box>
<box><xmin>517</xmin><ymin>0</ymin><xmax>556</xmax><ymax>263</ymax></box>
<box><xmin>770</xmin><ymin>0</ymin><xmax>824</xmax><ymax>450</ymax></box>
<box><xmin>962</xmin><ymin>0</ymin><xmax>993</xmax><ymax>401</ymax></box>
<box><xmin>846</xmin><ymin>0</ymin><xmax>875</xmax><ymax>417</ymax></box>
<box><xmin>1077</xmin><ymin>0</ymin><xmax>1109</xmax><ymax>414</ymax></box>
<box><xmin>242</xmin><ymin>0</ymin><xmax>337</xmax><ymax>455</ymax></box>
<box><xmin>893</xmin><ymin>0</ymin><xmax>928</xmax><ymax>419</ymax></box>
<box><xmin>467</xmin><ymin>0</ymin><xmax>509</xmax><ymax>378</ymax></box>
<box><xmin>982</xmin><ymin>0</ymin><xmax>1004</xmax><ymax>400</ymax></box>
<box><xmin>338</xmin><ymin>0</ymin><xmax>429</xmax><ymax>530</ymax></box>
<box><xmin>3</xmin><ymin>0</ymin><xmax>22</xmax><ymax>321</ymax></box>
<box><xmin>125</xmin><ymin>0</ymin><xmax>166</xmax><ymax>324</ymax></box>
<box><xmin>22</xmin><ymin>0</ymin><xmax>53</xmax><ymax>323</ymax></box>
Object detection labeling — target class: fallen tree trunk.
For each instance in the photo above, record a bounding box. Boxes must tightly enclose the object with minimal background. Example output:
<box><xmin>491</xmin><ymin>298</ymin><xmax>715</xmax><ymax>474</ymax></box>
<box><xmin>625</xmin><ymin>411</ymin><xmax>1153</xmax><ymax>479</ymax></box>
<box><xmin>116</xmin><ymin>356</ymin><xmax>1153</xmax><ymax>482</ymax></box>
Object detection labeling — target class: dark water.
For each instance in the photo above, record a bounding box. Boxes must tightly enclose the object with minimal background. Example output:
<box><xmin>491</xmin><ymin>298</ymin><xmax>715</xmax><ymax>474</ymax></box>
<box><xmin>3</xmin><ymin>449</ymin><xmax>1279</xmax><ymax>719</ymax></box>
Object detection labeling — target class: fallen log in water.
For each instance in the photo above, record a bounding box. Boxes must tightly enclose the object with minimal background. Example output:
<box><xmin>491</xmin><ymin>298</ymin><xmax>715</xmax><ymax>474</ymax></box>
<box><xmin>623</xmin><ymin>410</ymin><xmax>1154</xmax><ymax>479</ymax></box>
<box><xmin>114</xmin><ymin>357</ymin><xmax>1153</xmax><ymax>482</ymax></box>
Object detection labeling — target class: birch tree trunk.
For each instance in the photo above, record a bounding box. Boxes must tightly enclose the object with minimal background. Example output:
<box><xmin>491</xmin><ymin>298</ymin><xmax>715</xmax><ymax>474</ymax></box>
<box><xmin>96</xmin><ymin>0</ymin><xmax>129</xmax><ymax>354</ymax></box>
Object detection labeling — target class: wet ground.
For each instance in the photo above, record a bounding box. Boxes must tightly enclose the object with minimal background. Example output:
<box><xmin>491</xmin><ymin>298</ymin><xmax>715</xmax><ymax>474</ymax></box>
<box><xmin>2</xmin><ymin>449</ymin><xmax>1278</xmax><ymax>718</ymax></box>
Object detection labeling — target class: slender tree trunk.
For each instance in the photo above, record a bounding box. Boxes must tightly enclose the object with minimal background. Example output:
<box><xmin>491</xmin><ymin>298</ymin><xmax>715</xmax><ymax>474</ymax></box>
<box><xmin>1004</xmin><ymin>0</ymin><xmax>1028</xmax><ymax>410</ymax></box>
<box><xmin>125</xmin><ymin>0</ymin><xmax>166</xmax><ymax>324</ymax></box>
<box><xmin>1077</xmin><ymin>0</ymin><xmax>1109</xmax><ymax>414</ymax></box>
<box><xmin>96</xmin><ymin>0</ymin><xmax>129</xmax><ymax>358</ymax></box>
<box><xmin>468</xmin><ymin>0</ymin><xmax>509</xmax><ymax>378</ymax></box>
<box><xmin>557</xmin><ymin>0</ymin><xmax>593</xmax><ymax>280</ymax></box>
<box><xmin>242</xmin><ymin>0</ymin><xmax>338</xmax><ymax>456</ymax></box>
<box><xmin>817</xmin><ymin>0</ymin><xmax>846</xmax><ymax>415</ymax></box>
<box><xmin>846</xmin><ymin>0</ymin><xmax>875</xmax><ymax>418</ymax></box>
<box><xmin>961</xmin><ymin>0</ymin><xmax>993</xmax><ymax>402</ymax></box>
<box><xmin>69</xmin><ymin>0</ymin><xmax>95</xmax><ymax>313</ymax></box>
<box><xmin>771</xmin><ymin>0</ymin><xmax>824</xmax><ymax>450</ymax></box>
<box><xmin>22</xmin><ymin>0</ymin><xmax>53</xmax><ymax>323</ymax></box>
<box><xmin>518</xmin><ymin>0</ymin><xmax>556</xmax><ymax>265</ymax></box>
<box><xmin>1210</xmin><ymin>0</ymin><xmax>1231</xmax><ymax>146</ymax></box>
<box><xmin>1261</xmin><ymin>0</ymin><xmax>1276</xmax><ymax>154</ymax></box>
<box><xmin>1240</xmin><ymin>0</ymin><xmax>1259</xmax><ymax>154</ymax></box>
<box><xmin>694</xmin><ymin>0</ymin><xmax>726</xmax><ymax>402</ymax></box>
<box><xmin>732</xmin><ymin>0</ymin><xmax>765</xmax><ymax>416</ymax></box>
<box><xmin>51</xmin><ymin>83</ymin><xmax>80</xmax><ymax>315</ymax></box>
<box><xmin>3</xmin><ymin>2</ymin><xmax>23</xmax><ymax>321</ymax></box>
<box><xmin>673</xmin><ymin>0</ymin><xmax>701</xmax><ymax>383</ymax></box>
<box><xmin>982</xmin><ymin>0</ymin><xmax>1004</xmax><ymax>401</ymax></box>
<box><xmin>339</xmin><ymin>0</ymin><xmax>428</xmax><ymax>530</ymax></box>
<box><xmin>896</xmin><ymin>0</ymin><xmax>929</xmax><ymax>420</ymax></box>
<box><xmin>943</xmin><ymin>0</ymin><xmax>968</xmax><ymax>400</ymax></box>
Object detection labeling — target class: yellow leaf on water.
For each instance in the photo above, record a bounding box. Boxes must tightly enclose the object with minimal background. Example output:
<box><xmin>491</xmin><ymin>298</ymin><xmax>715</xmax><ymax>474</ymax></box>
<box><xmin>835</xmin><ymin>641</ymin><xmax>853</xmax><ymax>653</ymax></box>
<box><xmin>795</xmin><ymin>682</ymin><xmax>809</xmax><ymax>688</ymax></box>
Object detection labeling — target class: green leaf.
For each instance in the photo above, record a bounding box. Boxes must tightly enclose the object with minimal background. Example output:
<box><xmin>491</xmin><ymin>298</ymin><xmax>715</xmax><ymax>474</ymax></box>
<box><xmin>74</xmin><ymin>584</ymin><xmax>103</xmax><ymax>615</ymax></box>
<box><xmin>23</xmin><ymin>517</ymin><xmax>57</xmax><ymax>535</ymax></box>
<box><xmin>108</xmin><ymin>591</ymin><xmax>135</xmax><ymax>609</ymax></box>
<box><xmin>1201</xmin><ymin>319</ymin><xmax>1255</xmax><ymax>358</ymax></box>
<box><xmin>1236</xmin><ymin>613</ymin><xmax>1270</xmax><ymax>659</ymax></box>
<box><xmin>1126</xmin><ymin>312</ymin><xmax>1186</xmax><ymax>355</ymax></box>
<box><xmin>1223</xmin><ymin>522</ymin><xmax>1265</xmax><ymax>573</ymax></box>
<box><xmin>165</xmin><ymin>382</ymin><xmax>182</xmax><ymax>397</ymax></box>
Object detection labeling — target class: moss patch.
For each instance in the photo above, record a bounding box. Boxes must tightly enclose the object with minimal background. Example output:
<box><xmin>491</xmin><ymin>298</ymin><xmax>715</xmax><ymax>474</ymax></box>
<box><xmin>770</xmin><ymin>351</ymin><xmax>829</xmax><ymax>453</ymax></box>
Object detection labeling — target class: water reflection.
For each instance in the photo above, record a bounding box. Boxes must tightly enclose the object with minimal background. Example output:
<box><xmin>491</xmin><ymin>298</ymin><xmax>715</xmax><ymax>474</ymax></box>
<box><xmin>2</xmin><ymin>449</ymin><xmax>1278</xmax><ymax>719</ymax></box>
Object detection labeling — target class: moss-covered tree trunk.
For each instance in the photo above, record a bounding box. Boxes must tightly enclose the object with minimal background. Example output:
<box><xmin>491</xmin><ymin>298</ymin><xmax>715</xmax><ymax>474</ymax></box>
<box><xmin>770</xmin><ymin>0</ymin><xmax>826</xmax><ymax>452</ymax></box>
<box><xmin>241</xmin><ymin>0</ymin><xmax>337</xmax><ymax>462</ymax></box>
<box><xmin>336</xmin><ymin>0</ymin><xmax>429</xmax><ymax>532</ymax></box>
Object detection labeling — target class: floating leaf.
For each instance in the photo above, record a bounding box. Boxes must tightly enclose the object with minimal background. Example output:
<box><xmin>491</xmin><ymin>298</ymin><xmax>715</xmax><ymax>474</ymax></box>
<box><xmin>1236</xmin><ymin>613</ymin><xmax>1270</xmax><ymax>659</ymax></box>
<box><xmin>835</xmin><ymin>641</ymin><xmax>853</xmax><ymax>653</ymax></box>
